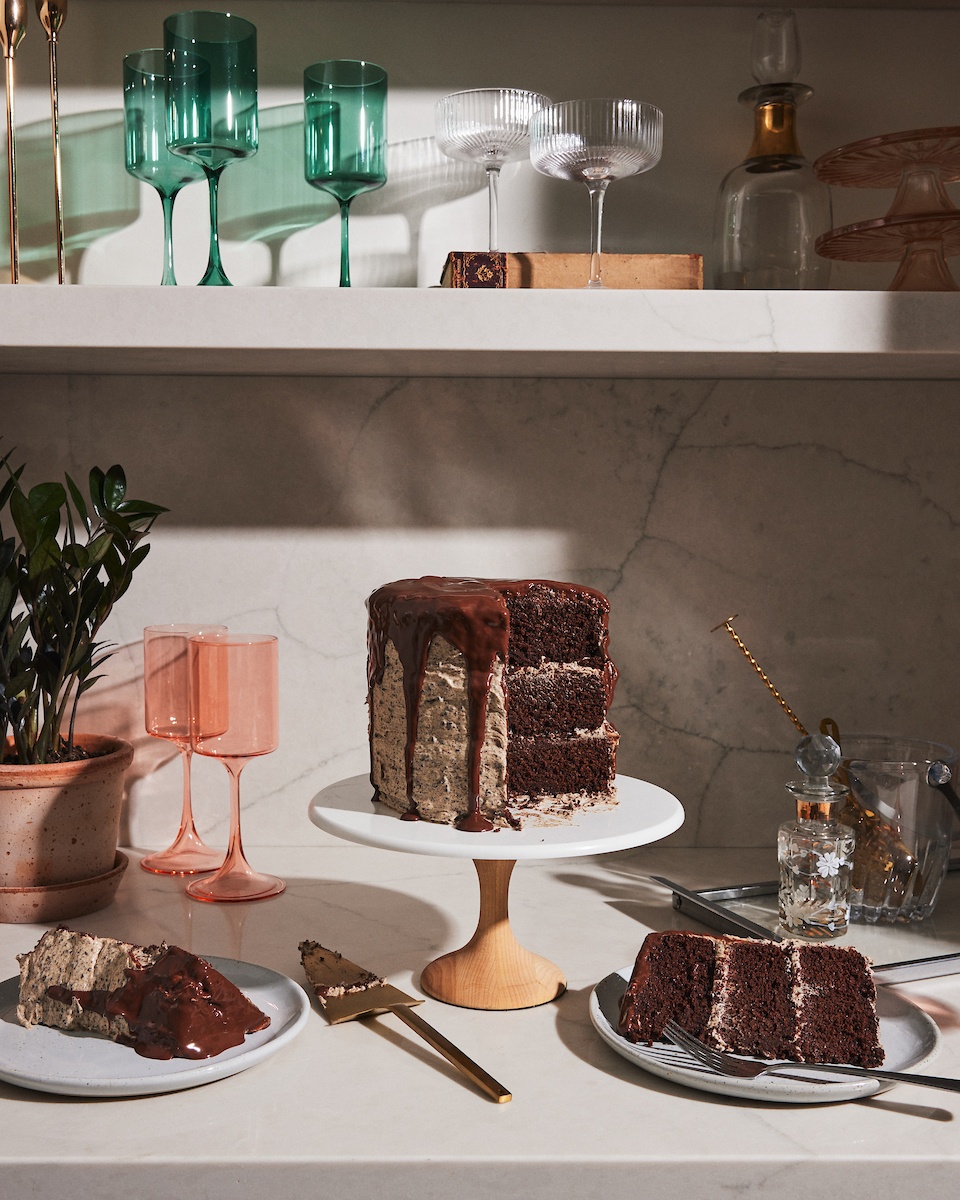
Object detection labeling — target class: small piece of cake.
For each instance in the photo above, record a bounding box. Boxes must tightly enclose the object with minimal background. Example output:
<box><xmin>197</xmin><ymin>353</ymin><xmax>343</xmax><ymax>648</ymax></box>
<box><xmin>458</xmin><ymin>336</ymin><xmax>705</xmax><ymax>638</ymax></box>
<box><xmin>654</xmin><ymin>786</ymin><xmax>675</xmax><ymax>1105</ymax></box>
<box><xmin>367</xmin><ymin>576</ymin><xmax>619</xmax><ymax>830</ymax></box>
<box><xmin>17</xmin><ymin>926</ymin><xmax>270</xmax><ymax>1060</ymax></box>
<box><xmin>617</xmin><ymin>930</ymin><xmax>883</xmax><ymax>1067</ymax></box>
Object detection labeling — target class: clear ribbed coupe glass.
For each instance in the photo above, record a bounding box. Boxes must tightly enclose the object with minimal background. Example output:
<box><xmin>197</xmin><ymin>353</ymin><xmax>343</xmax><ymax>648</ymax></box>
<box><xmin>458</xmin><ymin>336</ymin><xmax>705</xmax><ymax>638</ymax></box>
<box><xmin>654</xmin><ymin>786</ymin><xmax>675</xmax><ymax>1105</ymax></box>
<box><xmin>529</xmin><ymin>98</ymin><xmax>663</xmax><ymax>288</ymax></box>
<box><xmin>436</xmin><ymin>88</ymin><xmax>551</xmax><ymax>252</ymax></box>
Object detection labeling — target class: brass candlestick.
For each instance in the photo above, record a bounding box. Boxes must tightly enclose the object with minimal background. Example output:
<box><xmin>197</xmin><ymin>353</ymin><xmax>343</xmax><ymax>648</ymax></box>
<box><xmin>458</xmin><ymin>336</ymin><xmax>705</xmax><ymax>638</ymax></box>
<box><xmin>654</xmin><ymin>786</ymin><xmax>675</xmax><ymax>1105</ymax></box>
<box><xmin>1</xmin><ymin>0</ymin><xmax>28</xmax><ymax>284</ymax></box>
<box><xmin>36</xmin><ymin>0</ymin><xmax>67</xmax><ymax>283</ymax></box>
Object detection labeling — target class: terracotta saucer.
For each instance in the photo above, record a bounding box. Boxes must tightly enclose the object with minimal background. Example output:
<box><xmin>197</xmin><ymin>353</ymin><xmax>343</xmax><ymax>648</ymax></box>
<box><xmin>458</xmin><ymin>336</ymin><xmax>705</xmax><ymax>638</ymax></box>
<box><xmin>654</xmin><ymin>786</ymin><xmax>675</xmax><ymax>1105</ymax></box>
<box><xmin>0</xmin><ymin>852</ymin><xmax>129</xmax><ymax>925</ymax></box>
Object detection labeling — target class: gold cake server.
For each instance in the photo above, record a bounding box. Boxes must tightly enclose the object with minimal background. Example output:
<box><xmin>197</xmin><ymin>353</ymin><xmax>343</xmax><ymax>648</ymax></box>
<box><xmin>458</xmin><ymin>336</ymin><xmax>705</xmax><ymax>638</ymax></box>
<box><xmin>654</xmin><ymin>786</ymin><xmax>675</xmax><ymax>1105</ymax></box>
<box><xmin>299</xmin><ymin>940</ymin><xmax>511</xmax><ymax>1103</ymax></box>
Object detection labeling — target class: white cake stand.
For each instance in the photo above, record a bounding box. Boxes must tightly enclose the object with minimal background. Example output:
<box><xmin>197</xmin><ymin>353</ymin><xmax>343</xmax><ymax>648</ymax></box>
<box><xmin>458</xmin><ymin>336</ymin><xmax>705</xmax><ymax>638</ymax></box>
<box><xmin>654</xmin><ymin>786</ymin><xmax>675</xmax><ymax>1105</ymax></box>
<box><xmin>308</xmin><ymin>774</ymin><xmax>683</xmax><ymax>1011</ymax></box>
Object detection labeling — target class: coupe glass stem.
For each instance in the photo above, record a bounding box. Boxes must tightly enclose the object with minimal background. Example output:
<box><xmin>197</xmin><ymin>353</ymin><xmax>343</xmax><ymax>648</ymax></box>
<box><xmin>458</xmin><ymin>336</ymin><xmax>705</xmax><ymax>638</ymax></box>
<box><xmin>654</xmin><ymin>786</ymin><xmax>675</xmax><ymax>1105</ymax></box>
<box><xmin>587</xmin><ymin>180</ymin><xmax>609</xmax><ymax>289</ymax></box>
<box><xmin>486</xmin><ymin>164</ymin><xmax>500</xmax><ymax>252</ymax></box>
<box><xmin>201</xmin><ymin>165</ymin><xmax>231</xmax><ymax>286</ymax></box>
<box><xmin>159</xmin><ymin>190</ymin><xmax>179</xmax><ymax>286</ymax></box>
<box><xmin>338</xmin><ymin>199</ymin><xmax>352</xmax><ymax>287</ymax></box>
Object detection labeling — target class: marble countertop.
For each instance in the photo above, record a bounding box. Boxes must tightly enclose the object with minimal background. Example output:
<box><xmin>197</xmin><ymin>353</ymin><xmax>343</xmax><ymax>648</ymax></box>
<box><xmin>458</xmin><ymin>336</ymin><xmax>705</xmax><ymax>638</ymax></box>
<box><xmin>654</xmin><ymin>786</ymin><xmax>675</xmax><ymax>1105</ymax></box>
<box><xmin>2</xmin><ymin>841</ymin><xmax>959</xmax><ymax>1199</ymax></box>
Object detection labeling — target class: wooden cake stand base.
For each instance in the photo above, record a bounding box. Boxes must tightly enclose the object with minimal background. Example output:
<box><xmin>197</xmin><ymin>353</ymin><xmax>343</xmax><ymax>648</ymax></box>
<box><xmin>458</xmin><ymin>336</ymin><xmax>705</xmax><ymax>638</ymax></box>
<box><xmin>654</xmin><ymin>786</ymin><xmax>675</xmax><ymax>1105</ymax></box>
<box><xmin>308</xmin><ymin>774</ymin><xmax>683</xmax><ymax>1011</ymax></box>
<box><xmin>420</xmin><ymin>859</ymin><xmax>566</xmax><ymax>1009</ymax></box>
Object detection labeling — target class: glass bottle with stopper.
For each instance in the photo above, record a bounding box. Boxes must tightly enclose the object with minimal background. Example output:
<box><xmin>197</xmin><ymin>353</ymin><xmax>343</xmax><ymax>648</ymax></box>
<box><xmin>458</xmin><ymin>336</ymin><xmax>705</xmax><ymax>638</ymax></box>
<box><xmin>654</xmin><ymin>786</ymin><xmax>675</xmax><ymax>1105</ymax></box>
<box><xmin>778</xmin><ymin>733</ymin><xmax>856</xmax><ymax>938</ymax></box>
<box><xmin>713</xmin><ymin>8</ymin><xmax>832</xmax><ymax>289</ymax></box>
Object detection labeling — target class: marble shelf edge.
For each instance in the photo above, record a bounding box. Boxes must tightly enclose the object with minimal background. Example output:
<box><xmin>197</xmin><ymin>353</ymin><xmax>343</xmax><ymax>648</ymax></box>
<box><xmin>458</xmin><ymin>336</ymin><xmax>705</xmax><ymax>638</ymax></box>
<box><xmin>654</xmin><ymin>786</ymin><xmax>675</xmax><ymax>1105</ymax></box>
<box><xmin>1</xmin><ymin>286</ymin><xmax>960</xmax><ymax>379</ymax></box>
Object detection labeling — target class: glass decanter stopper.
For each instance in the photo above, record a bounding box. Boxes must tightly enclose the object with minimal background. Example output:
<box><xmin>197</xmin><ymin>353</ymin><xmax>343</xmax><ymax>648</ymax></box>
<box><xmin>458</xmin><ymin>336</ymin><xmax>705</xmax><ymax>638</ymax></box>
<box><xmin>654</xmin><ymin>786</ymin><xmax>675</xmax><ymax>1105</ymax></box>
<box><xmin>713</xmin><ymin>9</ymin><xmax>832</xmax><ymax>289</ymax></box>
<box><xmin>778</xmin><ymin>733</ymin><xmax>855</xmax><ymax>938</ymax></box>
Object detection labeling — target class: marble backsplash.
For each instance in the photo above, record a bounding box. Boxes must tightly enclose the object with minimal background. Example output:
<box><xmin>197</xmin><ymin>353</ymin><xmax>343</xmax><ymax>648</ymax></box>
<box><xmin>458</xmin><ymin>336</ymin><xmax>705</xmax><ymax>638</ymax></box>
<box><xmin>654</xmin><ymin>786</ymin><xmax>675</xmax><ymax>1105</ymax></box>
<box><xmin>6</xmin><ymin>371</ymin><xmax>960</xmax><ymax>852</ymax></box>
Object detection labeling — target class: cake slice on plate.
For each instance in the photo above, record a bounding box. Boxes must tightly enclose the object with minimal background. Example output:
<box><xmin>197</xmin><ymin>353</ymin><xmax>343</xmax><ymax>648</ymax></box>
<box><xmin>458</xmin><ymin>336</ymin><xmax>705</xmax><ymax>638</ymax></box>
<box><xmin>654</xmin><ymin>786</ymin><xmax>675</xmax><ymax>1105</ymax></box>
<box><xmin>17</xmin><ymin>926</ymin><xmax>270</xmax><ymax>1060</ymax></box>
<box><xmin>617</xmin><ymin>929</ymin><xmax>884</xmax><ymax>1067</ymax></box>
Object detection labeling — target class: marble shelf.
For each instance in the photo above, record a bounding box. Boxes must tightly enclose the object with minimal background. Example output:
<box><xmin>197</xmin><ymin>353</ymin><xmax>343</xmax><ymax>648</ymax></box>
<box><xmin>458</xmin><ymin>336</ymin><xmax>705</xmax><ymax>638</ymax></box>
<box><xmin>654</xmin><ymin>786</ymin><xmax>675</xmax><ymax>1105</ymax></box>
<box><xmin>2</xmin><ymin>286</ymin><xmax>960</xmax><ymax>380</ymax></box>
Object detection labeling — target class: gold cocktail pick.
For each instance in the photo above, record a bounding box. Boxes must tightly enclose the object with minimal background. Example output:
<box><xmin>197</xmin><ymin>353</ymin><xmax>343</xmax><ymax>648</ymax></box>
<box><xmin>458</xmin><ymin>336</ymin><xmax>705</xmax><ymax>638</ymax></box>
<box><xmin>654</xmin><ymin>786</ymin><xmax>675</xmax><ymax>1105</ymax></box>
<box><xmin>36</xmin><ymin>0</ymin><xmax>67</xmax><ymax>284</ymax></box>
<box><xmin>0</xmin><ymin>0</ymin><xmax>28</xmax><ymax>283</ymax></box>
<box><xmin>712</xmin><ymin>614</ymin><xmax>809</xmax><ymax>736</ymax></box>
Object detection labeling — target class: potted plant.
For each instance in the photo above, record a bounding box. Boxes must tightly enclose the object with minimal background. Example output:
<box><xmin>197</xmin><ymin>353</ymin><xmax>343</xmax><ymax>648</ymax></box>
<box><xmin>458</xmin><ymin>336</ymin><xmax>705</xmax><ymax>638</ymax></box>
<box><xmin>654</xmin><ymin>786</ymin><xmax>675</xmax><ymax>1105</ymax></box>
<box><xmin>0</xmin><ymin>448</ymin><xmax>165</xmax><ymax>922</ymax></box>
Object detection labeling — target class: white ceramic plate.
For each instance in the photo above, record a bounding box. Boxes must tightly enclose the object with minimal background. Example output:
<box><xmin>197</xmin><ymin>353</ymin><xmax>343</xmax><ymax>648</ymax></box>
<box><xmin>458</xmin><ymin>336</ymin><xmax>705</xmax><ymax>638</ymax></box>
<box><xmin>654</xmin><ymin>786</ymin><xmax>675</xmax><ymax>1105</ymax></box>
<box><xmin>308</xmin><ymin>773</ymin><xmax>684</xmax><ymax>861</ymax></box>
<box><xmin>0</xmin><ymin>956</ymin><xmax>310</xmax><ymax>1098</ymax></box>
<box><xmin>590</xmin><ymin>967</ymin><xmax>942</xmax><ymax>1103</ymax></box>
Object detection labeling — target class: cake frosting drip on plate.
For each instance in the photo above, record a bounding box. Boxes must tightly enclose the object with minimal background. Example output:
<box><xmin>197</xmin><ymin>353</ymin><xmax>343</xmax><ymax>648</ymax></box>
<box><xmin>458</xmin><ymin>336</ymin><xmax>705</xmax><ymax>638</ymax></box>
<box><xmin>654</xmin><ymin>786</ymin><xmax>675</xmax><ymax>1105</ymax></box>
<box><xmin>366</xmin><ymin>576</ymin><xmax>619</xmax><ymax>831</ymax></box>
<box><xmin>17</xmin><ymin>926</ymin><xmax>270</xmax><ymax>1060</ymax></box>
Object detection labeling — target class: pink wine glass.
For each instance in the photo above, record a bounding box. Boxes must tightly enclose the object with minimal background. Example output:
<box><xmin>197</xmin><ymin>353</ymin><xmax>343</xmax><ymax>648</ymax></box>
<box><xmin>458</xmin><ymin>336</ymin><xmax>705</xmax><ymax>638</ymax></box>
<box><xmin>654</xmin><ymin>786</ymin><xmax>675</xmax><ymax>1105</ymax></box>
<box><xmin>185</xmin><ymin>632</ymin><xmax>285</xmax><ymax>902</ymax></box>
<box><xmin>141</xmin><ymin>624</ymin><xmax>227</xmax><ymax>875</ymax></box>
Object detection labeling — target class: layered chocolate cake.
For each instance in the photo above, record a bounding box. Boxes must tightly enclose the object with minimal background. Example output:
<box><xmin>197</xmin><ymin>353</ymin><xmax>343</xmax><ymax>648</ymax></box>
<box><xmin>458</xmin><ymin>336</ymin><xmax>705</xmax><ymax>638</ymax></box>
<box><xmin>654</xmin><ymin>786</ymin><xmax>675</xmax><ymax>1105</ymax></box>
<box><xmin>367</xmin><ymin>576</ymin><xmax>619</xmax><ymax>831</ymax></box>
<box><xmin>617</xmin><ymin>930</ymin><xmax>884</xmax><ymax>1067</ymax></box>
<box><xmin>17</xmin><ymin>926</ymin><xmax>270</xmax><ymax>1060</ymax></box>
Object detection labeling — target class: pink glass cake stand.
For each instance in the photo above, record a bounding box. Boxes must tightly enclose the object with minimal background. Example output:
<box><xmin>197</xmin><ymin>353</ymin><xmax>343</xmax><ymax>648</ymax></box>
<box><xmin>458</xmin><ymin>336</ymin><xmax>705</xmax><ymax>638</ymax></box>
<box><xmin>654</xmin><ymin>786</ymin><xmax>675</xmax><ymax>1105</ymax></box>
<box><xmin>814</xmin><ymin>127</ymin><xmax>960</xmax><ymax>290</ymax></box>
<box><xmin>308</xmin><ymin>773</ymin><xmax>683</xmax><ymax>1011</ymax></box>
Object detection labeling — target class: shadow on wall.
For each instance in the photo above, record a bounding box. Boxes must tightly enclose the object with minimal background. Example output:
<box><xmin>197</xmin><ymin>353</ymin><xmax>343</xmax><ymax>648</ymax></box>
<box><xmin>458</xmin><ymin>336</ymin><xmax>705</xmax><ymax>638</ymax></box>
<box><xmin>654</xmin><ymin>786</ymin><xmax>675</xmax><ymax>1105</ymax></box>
<box><xmin>8</xmin><ymin>373</ymin><xmax>960</xmax><ymax>846</ymax></box>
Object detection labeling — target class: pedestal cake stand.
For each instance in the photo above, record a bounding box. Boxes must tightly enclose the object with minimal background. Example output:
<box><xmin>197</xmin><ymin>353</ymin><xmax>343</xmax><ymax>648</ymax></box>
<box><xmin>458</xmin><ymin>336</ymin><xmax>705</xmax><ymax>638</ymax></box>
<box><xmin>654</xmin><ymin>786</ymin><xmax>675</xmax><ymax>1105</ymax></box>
<box><xmin>308</xmin><ymin>774</ymin><xmax>683</xmax><ymax>1011</ymax></box>
<box><xmin>814</xmin><ymin>127</ymin><xmax>960</xmax><ymax>290</ymax></box>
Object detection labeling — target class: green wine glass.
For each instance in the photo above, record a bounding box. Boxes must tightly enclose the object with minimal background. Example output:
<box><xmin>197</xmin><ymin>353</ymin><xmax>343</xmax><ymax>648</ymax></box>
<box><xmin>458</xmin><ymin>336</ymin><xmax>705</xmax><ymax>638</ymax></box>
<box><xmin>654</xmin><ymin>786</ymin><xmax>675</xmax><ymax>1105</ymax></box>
<box><xmin>164</xmin><ymin>10</ymin><xmax>258</xmax><ymax>287</ymax></box>
<box><xmin>124</xmin><ymin>49</ymin><xmax>205</xmax><ymax>286</ymax></box>
<box><xmin>304</xmin><ymin>59</ymin><xmax>387</xmax><ymax>287</ymax></box>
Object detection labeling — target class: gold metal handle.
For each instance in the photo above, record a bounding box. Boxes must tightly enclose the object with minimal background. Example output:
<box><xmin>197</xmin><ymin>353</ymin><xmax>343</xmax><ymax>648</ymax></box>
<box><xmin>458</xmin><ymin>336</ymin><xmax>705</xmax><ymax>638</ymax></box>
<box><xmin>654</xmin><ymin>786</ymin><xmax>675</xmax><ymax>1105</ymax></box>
<box><xmin>387</xmin><ymin>1004</ymin><xmax>512</xmax><ymax>1103</ymax></box>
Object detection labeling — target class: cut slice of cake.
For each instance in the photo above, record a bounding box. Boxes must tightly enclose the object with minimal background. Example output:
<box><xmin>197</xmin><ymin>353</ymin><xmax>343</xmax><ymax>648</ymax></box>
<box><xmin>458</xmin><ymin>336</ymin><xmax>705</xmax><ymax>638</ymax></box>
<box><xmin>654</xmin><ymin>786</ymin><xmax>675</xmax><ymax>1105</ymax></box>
<box><xmin>366</xmin><ymin>576</ymin><xmax>619</xmax><ymax>831</ymax></box>
<box><xmin>617</xmin><ymin>930</ymin><xmax>884</xmax><ymax>1067</ymax></box>
<box><xmin>17</xmin><ymin>926</ymin><xmax>270</xmax><ymax>1060</ymax></box>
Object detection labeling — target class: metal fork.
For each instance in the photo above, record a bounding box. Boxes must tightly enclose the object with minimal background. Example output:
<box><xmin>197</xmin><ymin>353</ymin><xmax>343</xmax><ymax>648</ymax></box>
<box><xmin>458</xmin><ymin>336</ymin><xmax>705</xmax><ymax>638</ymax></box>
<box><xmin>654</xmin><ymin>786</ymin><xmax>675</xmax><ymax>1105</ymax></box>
<box><xmin>663</xmin><ymin>1020</ymin><xmax>960</xmax><ymax>1093</ymax></box>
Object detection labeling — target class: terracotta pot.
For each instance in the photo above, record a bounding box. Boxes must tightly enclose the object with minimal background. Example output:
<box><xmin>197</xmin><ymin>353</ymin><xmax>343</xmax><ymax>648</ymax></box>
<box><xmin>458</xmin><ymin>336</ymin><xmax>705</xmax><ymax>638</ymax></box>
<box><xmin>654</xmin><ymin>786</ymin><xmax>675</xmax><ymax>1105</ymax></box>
<box><xmin>0</xmin><ymin>734</ymin><xmax>133</xmax><ymax>917</ymax></box>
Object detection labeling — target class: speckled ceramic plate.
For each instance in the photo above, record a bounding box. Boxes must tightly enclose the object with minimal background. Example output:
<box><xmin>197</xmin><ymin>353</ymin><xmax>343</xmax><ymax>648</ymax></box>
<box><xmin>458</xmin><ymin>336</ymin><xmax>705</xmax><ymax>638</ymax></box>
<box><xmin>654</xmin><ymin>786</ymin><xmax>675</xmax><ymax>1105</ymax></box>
<box><xmin>590</xmin><ymin>967</ymin><xmax>942</xmax><ymax>1103</ymax></box>
<box><xmin>0</xmin><ymin>956</ymin><xmax>310</xmax><ymax>1097</ymax></box>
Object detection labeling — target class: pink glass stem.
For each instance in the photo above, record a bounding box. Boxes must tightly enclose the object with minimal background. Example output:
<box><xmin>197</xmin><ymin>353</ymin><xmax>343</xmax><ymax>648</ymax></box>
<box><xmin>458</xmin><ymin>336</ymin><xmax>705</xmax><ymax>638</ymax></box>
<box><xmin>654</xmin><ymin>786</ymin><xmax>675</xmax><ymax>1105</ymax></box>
<box><xmin>140</xmin><ymin>741</ymin><xmax>223</xmax><ymax>875</ymax></box>
<box><xmin>185</xmin><ymin>757</ymin><xmax>285</xmax><ymax>903</ymax></box>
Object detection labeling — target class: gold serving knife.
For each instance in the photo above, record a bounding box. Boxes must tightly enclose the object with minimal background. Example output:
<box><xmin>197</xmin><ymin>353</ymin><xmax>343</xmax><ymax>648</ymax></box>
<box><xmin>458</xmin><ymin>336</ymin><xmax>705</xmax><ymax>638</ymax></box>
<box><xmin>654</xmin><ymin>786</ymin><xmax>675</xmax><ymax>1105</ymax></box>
<box><xmin>299</xmin><ymin>940</ymin><xmax>512</xmax><ymax>1103</ymax></box>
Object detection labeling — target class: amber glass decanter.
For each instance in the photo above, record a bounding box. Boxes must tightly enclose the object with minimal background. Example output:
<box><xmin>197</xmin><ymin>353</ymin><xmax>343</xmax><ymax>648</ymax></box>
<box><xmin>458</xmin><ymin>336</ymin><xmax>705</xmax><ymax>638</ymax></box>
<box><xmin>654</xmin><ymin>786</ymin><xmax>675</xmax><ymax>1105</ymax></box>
<box><xmin>713</xmin><ymin>9</ymin><xmax>831</xmax><ymax>289</ymax></box>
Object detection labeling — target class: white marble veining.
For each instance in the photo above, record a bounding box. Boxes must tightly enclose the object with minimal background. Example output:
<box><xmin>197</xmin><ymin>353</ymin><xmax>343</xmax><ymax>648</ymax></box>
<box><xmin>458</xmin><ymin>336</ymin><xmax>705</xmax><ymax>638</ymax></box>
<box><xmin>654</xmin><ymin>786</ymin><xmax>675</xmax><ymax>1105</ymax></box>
<box><xmin>0</xmin><ymin>846</ymin><xmax>957</xmax><ymax>1199</ymax></box>
<box><xmin>6</xmin><ymin>371</ymin><xmax>960</xmax><ymax>851</ymax></box>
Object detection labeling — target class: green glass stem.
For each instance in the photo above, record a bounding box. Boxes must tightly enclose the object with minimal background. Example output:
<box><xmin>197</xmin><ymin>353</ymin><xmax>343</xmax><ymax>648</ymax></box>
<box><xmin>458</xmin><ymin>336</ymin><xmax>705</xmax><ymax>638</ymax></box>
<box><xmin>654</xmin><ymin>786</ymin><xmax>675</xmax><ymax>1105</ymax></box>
<box><xmin>338</xmin><ymin>198</ymin><xmax>352</xmax><ymax>287</ymax></box>
<box><xmin>159</xmin><ymin>190</ymin><xmax>180</xmax><ymax>286</ymax></box>
<box><xmin>200</xmin><ymin>165</ymin><xmax>231</xmax><ymax>287</ymax></box>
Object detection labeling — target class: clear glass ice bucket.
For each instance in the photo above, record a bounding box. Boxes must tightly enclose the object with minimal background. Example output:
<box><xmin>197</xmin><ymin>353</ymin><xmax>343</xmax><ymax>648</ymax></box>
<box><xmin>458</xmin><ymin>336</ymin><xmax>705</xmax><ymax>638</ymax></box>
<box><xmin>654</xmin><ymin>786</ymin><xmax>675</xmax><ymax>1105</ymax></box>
<box><xmin>841</xmin><ymin>735</ymin><xmax>958</xmax><ymax>924</ymax></box>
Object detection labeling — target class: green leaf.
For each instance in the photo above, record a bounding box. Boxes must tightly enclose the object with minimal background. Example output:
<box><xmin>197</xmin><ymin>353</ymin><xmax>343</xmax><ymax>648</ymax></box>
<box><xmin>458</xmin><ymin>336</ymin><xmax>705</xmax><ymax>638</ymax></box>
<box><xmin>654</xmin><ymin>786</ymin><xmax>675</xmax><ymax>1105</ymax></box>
<box><xmin>102</xmin><ymin>465</ymin><xmax>127</xmax><ymax>511</ymax></box>
<box><xmin>9</xmin><ymin>487</ymin><xmax>38</xmax><ymax>549</ymax></box>
<box><xmin>0</xmin><ymin>535</ymin><xmax>14</xmax><ymax>576</ymax></box>
<box><xmin>28</xmin><ymin>481</ymin><xmax>66</xmax><ymax>522</ymax></box>
<box><xmin>65</xmin><ymin>473</ymin><xmax>92</xmax><ymax>535</ymax></box>
<box><xmin>84</xmin><ymin>531</ymin><xmax>113</xmax><ymax>566</ymax></box>
<box><xmin>26</xmin><ymin>537</ymin><xmax>62</xmax><ymax>582</ymax></box>
<box><xmin>88</xmin><ymin>467</ymin><xmax>106</xmax><ymax>518</ymax></box>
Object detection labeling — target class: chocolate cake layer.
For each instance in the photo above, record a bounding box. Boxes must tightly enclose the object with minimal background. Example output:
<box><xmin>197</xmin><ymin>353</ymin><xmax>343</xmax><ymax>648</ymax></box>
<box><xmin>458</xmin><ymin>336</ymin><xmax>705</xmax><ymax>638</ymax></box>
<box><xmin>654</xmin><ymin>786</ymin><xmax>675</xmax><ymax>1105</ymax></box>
<box><xmin>617</xmin><ymin>931</ymin><xmax>718</xmax><ymax>1043</ymax></box>
<box><xmin>507</xmin><ymin>728</ymin><xmax>618</xmax><ymax>801</ymax></box>
<box><xmin>617</xmin><ymin>930</ymin><xmax>884</xmax><ymax>1067</ymax></box>
<box><xmin>505</xmin><ymin>665</ymin><xmax>609</xmax><ymax>738</ymax></box>
<box><xmin>367</xmin><ymin>576</ymin><xmax>619</xmax><ymax>830</ymax></box>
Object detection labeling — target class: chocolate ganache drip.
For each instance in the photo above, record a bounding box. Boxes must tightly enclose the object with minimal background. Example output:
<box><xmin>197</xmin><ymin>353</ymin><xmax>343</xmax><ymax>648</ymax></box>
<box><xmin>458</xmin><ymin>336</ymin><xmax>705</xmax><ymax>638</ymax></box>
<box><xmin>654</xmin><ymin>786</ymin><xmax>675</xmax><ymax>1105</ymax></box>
<box><xmin>367</xmin><ymin>577</ymin><xmax>510</xmax><ymax>832</ymax></box>
<box><xmin>46</xmin><ymin>945</ymin><xmax>270</xmax><ymax>1060</ymax></box>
